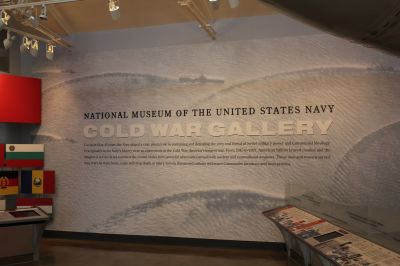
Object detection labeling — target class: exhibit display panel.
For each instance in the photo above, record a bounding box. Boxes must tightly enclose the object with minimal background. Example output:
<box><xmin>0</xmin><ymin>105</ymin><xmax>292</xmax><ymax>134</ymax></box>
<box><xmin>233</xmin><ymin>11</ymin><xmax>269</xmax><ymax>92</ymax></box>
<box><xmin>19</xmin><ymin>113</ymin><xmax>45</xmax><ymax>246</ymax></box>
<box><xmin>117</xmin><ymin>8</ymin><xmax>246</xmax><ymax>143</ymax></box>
<box><xmin>285</xmin><ymin>184</ymin><xmax>400</xmax><ymax>254</ymax></box>
<box><xmin>264</xmin><ymin>206</ymin><xmax>400</xmax><ymax>265</ymax></box>
<box><xmin>22</xmin><ymin>15</ymin><xmax>400</xmax><ymax>242</ymax></box>
<box><xmin>0</xmin><ymin>208</ymin><xmax>48</xmax><ymax>265</ymax></box>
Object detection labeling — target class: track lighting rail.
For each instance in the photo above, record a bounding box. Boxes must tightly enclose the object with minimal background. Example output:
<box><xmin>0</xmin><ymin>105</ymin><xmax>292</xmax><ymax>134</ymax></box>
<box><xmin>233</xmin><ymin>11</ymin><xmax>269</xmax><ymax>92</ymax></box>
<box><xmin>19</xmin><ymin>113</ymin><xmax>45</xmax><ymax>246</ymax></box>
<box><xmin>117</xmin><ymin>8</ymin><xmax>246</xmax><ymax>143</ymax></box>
<box><xmin>0</xmin><ymin>0</ymin><xmax>80</xmax><ymax>10</ymax></box>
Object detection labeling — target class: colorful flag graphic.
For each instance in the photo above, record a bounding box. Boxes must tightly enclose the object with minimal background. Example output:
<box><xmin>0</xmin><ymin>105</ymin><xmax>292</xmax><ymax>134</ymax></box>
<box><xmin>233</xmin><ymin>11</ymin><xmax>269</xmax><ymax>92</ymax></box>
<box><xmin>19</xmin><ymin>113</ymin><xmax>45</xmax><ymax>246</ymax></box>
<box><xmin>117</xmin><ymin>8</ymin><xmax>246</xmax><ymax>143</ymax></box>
<box><xmin>17</xmin><ymin>198</ymin><xmax>53</xmax><ymax>215</ymax></box>
<box><xmin>5</xmin><ymin>144</ymin><xmax>44</xmax><ymax>168</ymax></box>
<box><xmin>0</xmin><ymin>171</ymin><xmax>19</xmax><ymax>195</ymax></box>
<box><xmin>21</xmin><ymin>170</ymin><xmax>55</xmax><ymax>194</ymax></box>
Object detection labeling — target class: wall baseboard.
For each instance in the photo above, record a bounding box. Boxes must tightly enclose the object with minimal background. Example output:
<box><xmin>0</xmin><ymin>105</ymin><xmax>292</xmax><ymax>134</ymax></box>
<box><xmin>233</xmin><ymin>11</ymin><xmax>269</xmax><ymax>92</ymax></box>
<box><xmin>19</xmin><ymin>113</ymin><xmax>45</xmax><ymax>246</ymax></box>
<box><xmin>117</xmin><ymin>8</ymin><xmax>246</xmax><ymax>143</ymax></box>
<box><xmin>43</xmin><ymin>230</ymin><xmax>286</xmax><ymax>251</ymax></box>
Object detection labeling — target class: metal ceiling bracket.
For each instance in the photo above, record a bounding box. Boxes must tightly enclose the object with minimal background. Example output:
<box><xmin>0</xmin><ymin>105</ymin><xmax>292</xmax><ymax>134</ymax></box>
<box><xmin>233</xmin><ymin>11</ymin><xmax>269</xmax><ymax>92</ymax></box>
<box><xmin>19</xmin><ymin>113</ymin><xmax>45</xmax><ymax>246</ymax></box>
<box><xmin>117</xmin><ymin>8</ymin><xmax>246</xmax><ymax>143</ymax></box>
<box><xmin>178</xmin><ymin>0</ymin><xmax>217</xmax><ymax>40</ymax></box>
<box><xmin>4</xmin><ymin>25</ymin><xmax>52</xmax><ymax>43</ymax></box>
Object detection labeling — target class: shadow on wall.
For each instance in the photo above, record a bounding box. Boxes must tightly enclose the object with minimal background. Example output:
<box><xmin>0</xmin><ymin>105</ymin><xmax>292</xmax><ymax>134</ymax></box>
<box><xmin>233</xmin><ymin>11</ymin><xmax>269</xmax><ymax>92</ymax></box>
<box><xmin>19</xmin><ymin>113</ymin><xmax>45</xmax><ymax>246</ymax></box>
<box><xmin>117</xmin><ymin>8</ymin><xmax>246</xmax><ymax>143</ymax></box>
<box><xmin>329</xmin><ymin>121</ymin><xmax>400</xmax><ymax>208</ymax></box>
<box><xmin>0</xmin><ymin>124</ymin><xmax>38</xmax><ymax>144</ymax></box>
<box><xmin>87</xmin><ymin>189</ymin><xmax>284</xmax><ymax>240</ymax></box>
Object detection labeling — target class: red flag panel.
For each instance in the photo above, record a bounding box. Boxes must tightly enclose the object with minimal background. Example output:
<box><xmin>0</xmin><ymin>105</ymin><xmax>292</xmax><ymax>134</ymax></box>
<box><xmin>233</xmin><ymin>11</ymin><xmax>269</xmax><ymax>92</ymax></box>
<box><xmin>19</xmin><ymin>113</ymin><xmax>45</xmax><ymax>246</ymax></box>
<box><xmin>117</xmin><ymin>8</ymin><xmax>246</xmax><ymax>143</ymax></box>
<box><xmin>0</xmin><ymin>73</ymin><xmax>41</xmax><ymax>124</ymax></box>
<box><xmin>44</xmin><ymin>170</ymin><xmax>55</xmax><ymax>194</ymax></box>
<box><xmin>17</xmin><ymin>197</ymin><xmax>53</xmax><ymax>206</ymax></box>
<box><xmin>5</xmin><ymin>160</ymin><xmax>44</xmax><ymax>168</ymax></box>
<box><xmin>0</xmin><ymin>144</ymin><xmax>4</xmax><ymax>167</ymax></box>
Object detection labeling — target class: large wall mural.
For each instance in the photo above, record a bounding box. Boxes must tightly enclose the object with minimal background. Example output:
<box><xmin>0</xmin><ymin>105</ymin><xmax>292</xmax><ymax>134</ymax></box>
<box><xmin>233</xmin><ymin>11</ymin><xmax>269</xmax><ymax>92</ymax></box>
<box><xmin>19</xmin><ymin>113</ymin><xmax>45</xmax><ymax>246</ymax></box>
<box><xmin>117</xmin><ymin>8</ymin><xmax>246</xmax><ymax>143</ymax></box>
<box><xmin>30</xmin><ymin>17</ymin><xmax>400</xmax><ymax>242</ymax></box>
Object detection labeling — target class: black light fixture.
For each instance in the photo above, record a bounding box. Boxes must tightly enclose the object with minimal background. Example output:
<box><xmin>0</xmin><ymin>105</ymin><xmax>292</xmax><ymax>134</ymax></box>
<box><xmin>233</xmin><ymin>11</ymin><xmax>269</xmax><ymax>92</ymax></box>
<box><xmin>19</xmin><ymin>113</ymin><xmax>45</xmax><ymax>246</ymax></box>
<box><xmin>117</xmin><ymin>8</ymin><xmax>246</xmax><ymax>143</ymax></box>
<box><xmin>3</xmin><ymin>30</ymin><xmax>16</xmax><ymax>50</ymax></box>
<box><xmin>0</xmin><ymin>10</ymin><xmax>11</xmax><ymax>30</ymax></box>
<box><xmin>209</xmin><ymin>0</ymin><xmax>239</xmax><ymax>10</ymax></box>
<box><xmin>7</xmin><ymin>30</ymin><xmax>57</xmax><ymax>60</ymax></box>
<box><xmin>228</xmin><ymin>0</ymin><xmax>239</xmax><ymax>8</ymax></box>
<box><xmin>39</xmin><ymin>4</ymin><xmax>48</xmax><ymax>20</ymax></box>
<box><xmin>30</xmin><ymin>39</ymin><xmax>39</xmax><ymax>57</ymax></box>
<box><xmin>20</xmin><ymin>36</ymin><xmax>31</xmax><ymax>53</ymax></box>
<box><xmin>46</xmin><ymin>43</ymin><xmax>55</xmax><ymax>61</ymax></box>
<box><xmin>209</xmin><ymin>0</ymin><xmax>220</xmax><ymax>10</ymax></box>
<box><xmin>108</xmin><ymin>0</ymin><xmax>120</xmax><ymax>20</ymax></box>
<box><xmin>0</xmin><ymin>0</ymin><xmax>80</xmax><ymax>60</ymax></box>
<box><xmin>30</xmin><ymin>16</ymin><xmax>39</xmax><ymax>27</ymax></box>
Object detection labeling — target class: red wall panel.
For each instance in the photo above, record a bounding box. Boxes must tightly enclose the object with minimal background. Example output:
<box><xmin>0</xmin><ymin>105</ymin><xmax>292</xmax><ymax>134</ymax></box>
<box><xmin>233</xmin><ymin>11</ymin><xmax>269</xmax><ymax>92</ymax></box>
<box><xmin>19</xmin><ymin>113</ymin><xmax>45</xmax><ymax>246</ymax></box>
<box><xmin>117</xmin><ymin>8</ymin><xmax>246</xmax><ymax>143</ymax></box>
<box><xmin>0</xmin><ymin>73</ymin><xmax>41</xmax><ymax>124</ymax></box>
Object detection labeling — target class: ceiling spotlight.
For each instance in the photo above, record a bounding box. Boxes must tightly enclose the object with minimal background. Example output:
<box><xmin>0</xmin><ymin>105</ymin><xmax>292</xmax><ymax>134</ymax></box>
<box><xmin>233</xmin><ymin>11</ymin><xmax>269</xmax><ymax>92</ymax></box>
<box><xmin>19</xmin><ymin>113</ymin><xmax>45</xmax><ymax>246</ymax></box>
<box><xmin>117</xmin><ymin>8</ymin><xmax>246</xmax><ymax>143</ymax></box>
<box><xmin>39</xmin><ymin>4</ymin><xmax>48</xmax><ymax>20</ymax></box>
<box><xmin>0</xmin><ymin>10</ymin><xmax>11</xmax><ymax>30</ymax></box>
<box><xmin>29</xmin><ymin>15</ymin><xmax>39</xmax><ymax>27</ymax></box>
<box><xmin>209</xmin><ymin>0</ymin><xmax>220</xmax><ymax>10</ymax></box>
<box><xmin>228</xmin><ymin>0</ymin><xmax>240</xmax><ymax>8</ymax></box>
<box><xmin>30</xmin><ymin>39</ymin><xmax>39</xmax><ymax>57</ymax></box>
<box><xmin>3</xmin><ymin>31</ymin><xmax>16</xmax><ymax>50</ymax></box>
<box><xmin>108</xmin><ymin>0</ymin><xmax>120</xmax><ymax>20</ymax></box>
<box><xmin>20</xmin><ymin>36</ymin><xmax>31</xmax><ymax>53</ymax></box>
<box><xmin>46</xmin><ymin>43</ymin><xmax>55</xmax><ymax>61</ymax></box>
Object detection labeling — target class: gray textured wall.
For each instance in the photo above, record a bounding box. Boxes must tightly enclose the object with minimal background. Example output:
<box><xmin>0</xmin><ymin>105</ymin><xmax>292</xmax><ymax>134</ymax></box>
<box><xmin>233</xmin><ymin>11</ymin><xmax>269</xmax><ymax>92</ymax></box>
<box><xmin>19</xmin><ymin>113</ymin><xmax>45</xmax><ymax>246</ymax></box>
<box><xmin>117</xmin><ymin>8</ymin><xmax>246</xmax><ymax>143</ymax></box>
<box><xmin>6</xmin><ymin>14</ymin><xmax>400</xmax><ymax>243</ymax></box>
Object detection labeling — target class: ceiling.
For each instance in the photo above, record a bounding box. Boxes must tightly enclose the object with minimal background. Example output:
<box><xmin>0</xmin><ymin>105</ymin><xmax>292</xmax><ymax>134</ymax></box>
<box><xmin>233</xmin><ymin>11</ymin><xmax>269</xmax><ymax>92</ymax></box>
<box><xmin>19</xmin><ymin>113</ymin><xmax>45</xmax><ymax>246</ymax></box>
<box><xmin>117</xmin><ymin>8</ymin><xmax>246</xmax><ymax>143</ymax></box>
<box><xmin>36</xmin><ymin>0</ymin><xmax>278</xmax><ymax>35</ymax></box>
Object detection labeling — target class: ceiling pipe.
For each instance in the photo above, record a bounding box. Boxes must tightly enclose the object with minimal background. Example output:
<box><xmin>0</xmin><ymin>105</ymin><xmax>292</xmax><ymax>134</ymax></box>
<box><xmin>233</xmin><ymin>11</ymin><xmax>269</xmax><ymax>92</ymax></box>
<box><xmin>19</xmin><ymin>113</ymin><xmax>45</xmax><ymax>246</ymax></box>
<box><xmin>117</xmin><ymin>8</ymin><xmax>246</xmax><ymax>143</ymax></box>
<box><xmin>178</xmin><ymin>0</ymin><xmax>217</xmax><ymax>40</ymax></box>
